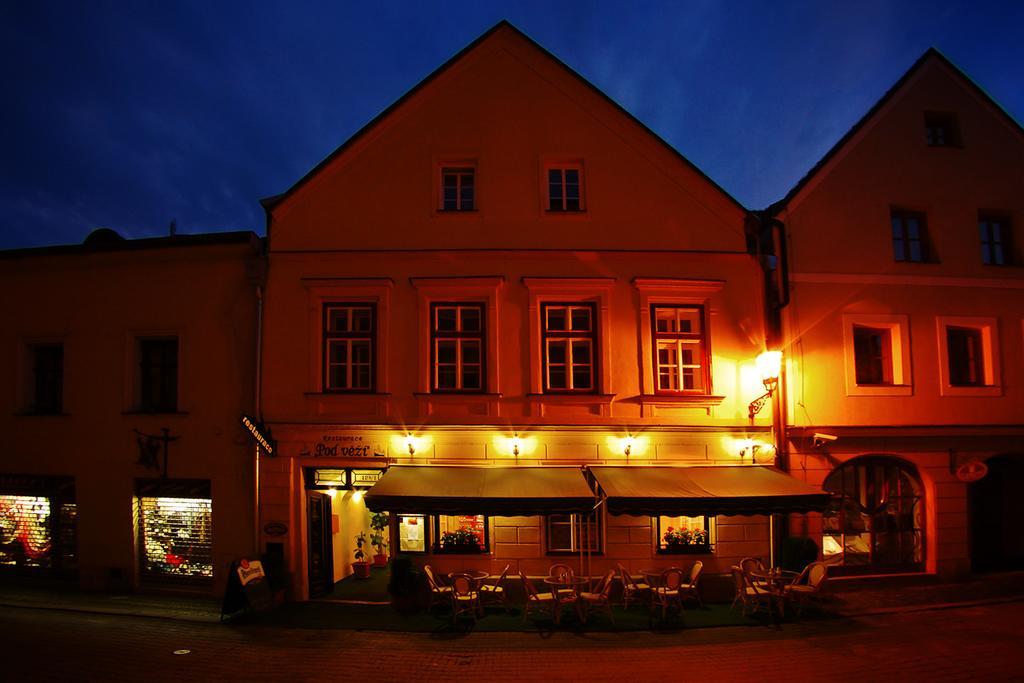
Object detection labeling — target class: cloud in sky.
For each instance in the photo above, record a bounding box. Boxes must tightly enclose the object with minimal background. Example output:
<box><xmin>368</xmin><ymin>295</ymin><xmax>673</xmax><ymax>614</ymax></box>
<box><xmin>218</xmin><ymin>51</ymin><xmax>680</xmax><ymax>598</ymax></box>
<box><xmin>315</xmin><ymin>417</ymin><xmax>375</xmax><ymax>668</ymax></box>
<box><xmin>1</xmin><ymin>0</ymin><xmax>1022</xmax><ymax>248</ymax></box>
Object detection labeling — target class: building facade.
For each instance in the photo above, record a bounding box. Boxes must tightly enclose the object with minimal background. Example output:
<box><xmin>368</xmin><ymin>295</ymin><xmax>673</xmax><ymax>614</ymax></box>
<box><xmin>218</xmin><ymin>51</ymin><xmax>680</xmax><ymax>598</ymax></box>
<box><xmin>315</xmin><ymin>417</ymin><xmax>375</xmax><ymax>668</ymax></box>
<box><xmin>0</xmin><ymin>230</ymin><xmax>262</xmax><ymax>594</ymax></box>
<box><xmin>766</xmin><ymin>50</ymin><xmax>1024</xmax><ymax>578</ymax></box>
<box><xmin>257</xmin><ymin>23</ymin><xmax>824</xmax><ymax>600</ymax></box>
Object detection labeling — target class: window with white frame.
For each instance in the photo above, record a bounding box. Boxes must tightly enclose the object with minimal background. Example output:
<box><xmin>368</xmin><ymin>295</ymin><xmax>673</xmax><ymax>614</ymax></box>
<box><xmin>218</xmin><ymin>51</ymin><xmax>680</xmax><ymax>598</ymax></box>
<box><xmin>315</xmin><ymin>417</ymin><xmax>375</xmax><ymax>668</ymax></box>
<box><xmin>936</xmin><ymin>316</ymin><xmax>1000</xmax><ymax>396</ymax></box>
<box><xmin>842</xmin><ymin>314</ymin><xmax>912</xmax><ymax>396</ymax></box>
<box><xmin>546</xmin><ymin>513</ymin><xmax>601</xmax><ymax>554</ymax></box>
<box><xmin>431</xmin><ymin>303</ymin><xmax>484</xmax><ymax>392</ymax></box>
<box><xmin>652</xmin><ymin>305</ymin><xmax>708</xmax><ymax>393</ymax></box>
<box><xmin>323</xmin><ymin>304</ymin><xmax>375</xmax><ymax>392</ymax></box>
<box><xmin>546</xmin><ymin>166</ymin><xmax>583</xmax><ymax>212</ymax></box>
<box><xmin>542</xmin><ymin>303</ymin><xmax>596</xmax><ymax>392</ymax></box>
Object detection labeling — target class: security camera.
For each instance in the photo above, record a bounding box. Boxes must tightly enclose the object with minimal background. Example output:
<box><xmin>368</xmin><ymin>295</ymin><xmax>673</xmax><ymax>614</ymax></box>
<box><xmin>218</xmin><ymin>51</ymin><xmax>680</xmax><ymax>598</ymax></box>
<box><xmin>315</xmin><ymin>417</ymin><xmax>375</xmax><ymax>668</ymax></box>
<box><xmin>813</xmin><ymin>433</ymin><xmax>838</xmax><ymax>448</ymax></box>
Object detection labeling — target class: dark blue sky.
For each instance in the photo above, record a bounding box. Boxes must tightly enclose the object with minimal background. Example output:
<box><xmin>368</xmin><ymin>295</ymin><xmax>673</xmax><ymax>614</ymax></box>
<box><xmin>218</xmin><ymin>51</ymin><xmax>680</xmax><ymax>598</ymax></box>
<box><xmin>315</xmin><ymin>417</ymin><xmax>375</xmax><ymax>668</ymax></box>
<box><xmin>3</xmin><ymin>1</ymin><xmax>1022</xmax><ymax>248</ymax></box>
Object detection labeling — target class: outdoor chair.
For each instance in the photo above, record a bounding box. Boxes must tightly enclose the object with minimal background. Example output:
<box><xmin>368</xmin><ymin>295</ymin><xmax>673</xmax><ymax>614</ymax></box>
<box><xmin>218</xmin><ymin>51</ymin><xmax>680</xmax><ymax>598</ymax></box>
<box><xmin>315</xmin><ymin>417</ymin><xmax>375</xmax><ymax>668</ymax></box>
<box><xmin>519</xmin><ymin>570</ymin><xmax>556</xmax><ymax>623</ymax></box>
<box><xmin>450</xmin><ymin>572</ymin><xmax>481</xmax><ymax>623</ymax></box>
<box><xmin>616</xmin><ymin>562</ymin><xmax>650</xmax><ymax>610</ymax></box>
<box><xmin>548</xmin><ymin>563</ymin><xmax>577</xmax><ymax>599</ymax></box>
<box><xmin>679</xmin><ymin>560</ymin><xmax>704</xmax><ymax>608</ymax></box>
<box><xmin>652</xmin><ymin>567</ymin><xmax>685</xmax><ymax>618</ymax></box>
<box><xmin>782</xmin><ymin>561</ymin><xmax>828</xmax><ymax>616</ymax></box>
<box><xmin>740</xmin><ymin>557</ymin><xmax>769</xmax><ymax>588</ymax></box>
<box><xmin>423</xmin><ymin>565</ymin><xmax>452</xmax><ymax>609</ymax></box>
<box><xmin>579</xmin><ymin>569</ymin><xmax>616</xmax><ymax>624</ymax></box>
<box><xmin>731</xmin><ymin>565</ymin><xmax>773</xmax><ymax>617</ymax></box>
<box><xmin>480</xmin><ymin>563</ymin><xmax>511</xmax><ymax>610</ymax></box>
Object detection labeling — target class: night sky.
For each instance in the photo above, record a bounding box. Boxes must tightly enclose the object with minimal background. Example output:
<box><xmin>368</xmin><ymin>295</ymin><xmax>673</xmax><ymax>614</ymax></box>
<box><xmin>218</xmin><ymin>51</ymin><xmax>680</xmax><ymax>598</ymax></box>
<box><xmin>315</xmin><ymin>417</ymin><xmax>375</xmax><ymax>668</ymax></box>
<box><xmin>3</xmin><ymin>1</ymin><xmax>1022</xmax><ymax>249</ymax></box>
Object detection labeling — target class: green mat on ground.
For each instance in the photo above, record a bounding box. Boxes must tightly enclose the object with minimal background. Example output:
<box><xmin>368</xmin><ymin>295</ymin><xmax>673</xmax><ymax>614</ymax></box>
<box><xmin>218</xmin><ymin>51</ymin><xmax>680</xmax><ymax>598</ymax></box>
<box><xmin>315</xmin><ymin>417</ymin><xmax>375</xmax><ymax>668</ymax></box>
<box><xmin>324</xmin><ymin>568</ymin><xmax>392</xmax><ymax>602</ymax></box>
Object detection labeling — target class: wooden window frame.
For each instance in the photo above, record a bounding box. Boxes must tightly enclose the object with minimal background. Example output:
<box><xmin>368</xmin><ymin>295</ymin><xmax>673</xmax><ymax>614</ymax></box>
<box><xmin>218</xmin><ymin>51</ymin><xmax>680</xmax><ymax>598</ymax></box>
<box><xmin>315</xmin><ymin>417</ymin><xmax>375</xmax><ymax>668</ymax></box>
<box><xmin>979</xmin><ymin>213</ymin><xmax>1012</xmax><ymax>266</ymax></box>
<box><xmin>852</xmin><ymin>325</ymin><xmax>894</xmax><ymax>386</ymax></box>
<box><xmin>541</xmin><ymin>302</ymin><xmax>598</xmax><ymax>393</ymax></box>
<box><xmin>946</xmin><ymin>326</ymin><xmax>985</xmax><ymax>387</ymax></box>
<box><xmin>138</xmin><ymin>337</ymin><xmax>179</xmax><ymax>414</ymax></box>
<box><xmin>935</xmin><ymin>316</ymin><xmax>1001</xmax><ymax>397</ymax></box>
<box><xmin>440</xmin><ymin>166</ymin><xmax>476</xmax><ymax>212</ymax></box>
<box><xmin>924</xmin><ymin>111</ymin><xmax>961</xmax><ymax>147</ymax></box>
<box><xmin>431</xmin><ymin>514</ymin><xmax>490</xmax><ymax>554</ymax></box>
<box><xmin>322</xmin><ymin>303</ymin><xmax>376</xmax><ymax>393</ymax></box>
<box><xmin>545</xmin><ymin>512</ymin><xmax>603</xmax><ymax>556</ymax></box>
<box><xmin>651</xmin><ymin>304</ymin><xmax>711</xmax><ymax>395</ymax></box>
<box><xmin>655</xmin><ymin>515</ymin><xmax>714</xmax><ymax>554</ymax></box>
<box><xmin>891</xmin><ymin>209</ymin><xmax>930</xmax><ymax>263</ymax></box>
<box><xmin>29</xmin><ymin>342</ymin><xmax>63</xmax><ymax>414</ymax></box>
<box><xmin>546</xmin><ymin>165</ymin><xmax>584</xmax><ymax>212</ymax></box>
<box><xmin>395</xmin><ymin>513</ymin><xmax>429</xmax><ymax>555</ymax></box>
<box><xmin>430</xmin><ymin>302</ymin><xmax>486</xmax><ymax>393</ymax></box>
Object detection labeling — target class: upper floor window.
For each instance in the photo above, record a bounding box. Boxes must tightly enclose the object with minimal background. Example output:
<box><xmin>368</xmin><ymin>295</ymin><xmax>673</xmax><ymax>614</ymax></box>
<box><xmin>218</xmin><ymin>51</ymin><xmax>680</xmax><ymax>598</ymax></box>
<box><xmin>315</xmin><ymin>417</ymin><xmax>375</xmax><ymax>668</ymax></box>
<box><xmin>852</xmin><ymin>325</ymin><xmax>893</xmax><ymax>385</ymax></box>
<box><xmin>431</xmin><ymin>303</ymin><xmax>484</xmax><ymax>392</ymax></box>
<box><xmin>29</xmin><ymin>343</ymin><xmax>63</xmax><ymax>414</ymax></box>
<box><xmin>946</xmin><ymin>326</ymin><xmax>985</xmax><ymax>386</ymax></box>
<box><xmin>547</xmin><ymin>166</ymin><xmax>583</xmax><ymax>212</ymax></box>
<box><xmin>891</xmin><ymin>209</ymin><xmax>929</xmax><ymax>262</ymax></box>
<box><xmin>546</xmin><ymin>513</ymin><xmax>602</xmax><ymax>554</ymax></box>
<box><xmin>652</xmin><ymin>305</ymin><xmax>708</xmax><ymax>393</ymax></box>
<box><xmin>441</xmin><ymin>167</ymin><xmax>475</xmax><ymax>211</ymax></box>
<box><xmin>542</xmin><ymin>303</ymin><xmax>596</xmax><ymax>392</ymax></box>
<box><xmin>138</xmin><ymin>338</ymin><xmax>178</xmax><ymax>413</ymax></box>
<box><xmin>979</xmin><ymin>214</ymin><xmax>1011</xmax><ymax>266</ymax></box>
<box><xmin>924</xmin><ymin>111</ymin><xmax>960</xmax><ymax>147</ymax></box>
<box><xmin>323</xmin><ymin>304</ymin><xmax>375</xmax><ymax>392</ymax></box>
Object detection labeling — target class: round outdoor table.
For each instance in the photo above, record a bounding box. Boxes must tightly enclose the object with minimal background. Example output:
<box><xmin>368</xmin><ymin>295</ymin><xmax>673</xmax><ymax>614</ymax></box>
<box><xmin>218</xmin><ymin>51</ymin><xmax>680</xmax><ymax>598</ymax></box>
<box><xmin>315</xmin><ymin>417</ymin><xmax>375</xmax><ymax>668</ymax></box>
<box><xmin>543</xmin><ymin>576</ymin><xmax>589</xmax><ymax>623</ymax></box>
<box><xmin>749</xmin><ymin>569</ymin><xmax>800</xmax><ymax>618</ymax></box>
<box><xmin>449</xmin><ymin>569</ymin><xmax>490</xmax><ymax>589</ymax></box>
<box><xmin>639</xmin><ymin>569</ymin><xmax>666</xmax><ymax>588</ymax></box>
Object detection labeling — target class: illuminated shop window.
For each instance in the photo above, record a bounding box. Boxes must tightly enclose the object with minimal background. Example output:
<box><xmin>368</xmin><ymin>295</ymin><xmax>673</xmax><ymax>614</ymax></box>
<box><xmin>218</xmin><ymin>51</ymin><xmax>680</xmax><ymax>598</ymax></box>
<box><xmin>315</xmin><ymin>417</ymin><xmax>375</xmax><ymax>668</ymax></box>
<box><xmin>546</xmin><ymin>513</ymin><xmax>601</xmax><ymax>554</ymax></box>
<box><xmin>137</xmin><ymin>496</ymin><xmax>213</xmax><ymax>579</ymax></box>
<box><xmin>323</xmin><ymin>304</ymin><xmax>375</xmax><ymax>392</ymax></box>
<box><xmin>434</xmin><ymin>514</ymin><xmax>488</xmax><ymax>553</ymax></box>
<box><xmin>652</xmin><ymin>306</ymin><xmax>708</xmax><ymax>393</ymax></box>
<box><xmin>656</xmin><ymin>515</ymin><xmax>714</xmax><ymax>553</ymax></box>
<box><xmin>542</xmin><ymin>303</ymin><xmax>596</xmax><ymax>392</ymax></box>
<box><xmin>431</xmin><ymin>303</ymin><xmax>484</xmax><ymax>392</ymax></box>
<box><xmin>0</xmin><ymin>496</ymin><xmax>52</xmax><ymax>569</ymax></box>
<box><xmin>397</xmin><ymin>514</ymin><xmax>427</xmax><ymax>553</ymax></box>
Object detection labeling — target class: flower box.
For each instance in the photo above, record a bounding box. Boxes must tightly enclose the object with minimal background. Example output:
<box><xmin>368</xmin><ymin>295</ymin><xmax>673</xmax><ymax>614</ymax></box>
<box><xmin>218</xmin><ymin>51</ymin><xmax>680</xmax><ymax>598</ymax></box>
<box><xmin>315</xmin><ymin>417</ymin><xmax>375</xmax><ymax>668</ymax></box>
<box><xmin>659</xmin><ymin>543</ymin><xmax>712</xmax><ymax>555</ymax></box>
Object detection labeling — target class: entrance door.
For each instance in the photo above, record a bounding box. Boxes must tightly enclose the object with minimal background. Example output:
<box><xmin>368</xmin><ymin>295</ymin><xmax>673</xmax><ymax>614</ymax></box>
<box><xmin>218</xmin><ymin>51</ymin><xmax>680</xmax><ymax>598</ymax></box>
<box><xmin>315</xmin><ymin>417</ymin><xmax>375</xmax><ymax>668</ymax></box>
<box><xmin>970</xmin><ymin>454</ymin><xmax>1024</xmax><ymax>572</ymax></box>
<box><xmin>306</xmin><ymin>492</ymin><xmax>334</xmax><ymax>598</ymax></box>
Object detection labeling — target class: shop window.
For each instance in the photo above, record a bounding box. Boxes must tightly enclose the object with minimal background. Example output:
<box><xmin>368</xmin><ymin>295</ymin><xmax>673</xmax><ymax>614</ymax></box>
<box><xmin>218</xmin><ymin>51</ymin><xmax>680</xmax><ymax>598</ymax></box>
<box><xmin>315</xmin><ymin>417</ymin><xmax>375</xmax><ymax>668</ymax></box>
<box><xmin>979</xmin><ymin>214</ymin><xmax>1011</xmax><ymax>266</ymax></box>
<box><xmin>29</xmin><ymin>343</ymin><xmax>63</xmax><ymax>414</ymax></box>
<box><xmin>936</xmin><ymin>316</ymin><xmax>1000</xmax><ymax>396</ymax></box>
<box><xmin>656</xmin><ymin>515</ymin><xmax>713</xmax><ymax>553</ymax></box>
<box><xmin>547</xmin><ymin>166</ymin><xmax>583</xmax><ymax>212</ymax></box>
<box><xmin>323</xmin><ymin>304</ymin><xmax>375</xmax><ymax>392</ymax></box>
<box><xmin>433</xmin><ymin>514</ymin><xmax>488</xmax><ymax>553</ymax></box>
<box><xmin>542</xmin><ymin>303</ymin><xmax>597</xmax><ymax>392</ymax></box>
<box><xmin>842</xmin><ymin>314</ymin><xmax>911</xmax><ymax>396</ymax></box>
<box><xmin>138</xmin><ymin>337</ymin><xmax>178</xmax><ymax>413</ymax></box>
<box><xmin>431</xmin><ymin>303</ymin><xmax>484</xmax><ymax>392</ymax></box>
<box><xmin>136</xmin><ymin>480</ymin><xmax>212</xmax><ymax>581</ymax></box>
<box><xmin>397</xmin><ymin>514</ymin><xmax>427</xmax><ymax>553</ymax></box>
<box><xmin>652</xmin><ymin>305</ymin><xmax>709</xmax><ymax>394</ymax></box>
<box><xmin>440</xmin><ymin>167</ymin><xmax>475</xmax><ymax>211</ymax></box>
<box><xmin>891</xmin><ymin>209</ymin><xmax>929</xmax><ymax>262</ymax></box>
<box><xmin>822</xmin><ymin>458</ymin><xmax>923</xmax><ymax>574</ymax></box>
<box><xmin>0</xmin><ymin>475</ymin><xmax>77</xmax><ymax>574</ymax></box>
<box><xmin>924</xmin><ymin>111</ymin><xmax>960</xmax><ymax>147</ymax></box>
<box><xmin>546</xmin><ymin>513</ymin><xmax>601</xmax><ymax>554</ymax></box>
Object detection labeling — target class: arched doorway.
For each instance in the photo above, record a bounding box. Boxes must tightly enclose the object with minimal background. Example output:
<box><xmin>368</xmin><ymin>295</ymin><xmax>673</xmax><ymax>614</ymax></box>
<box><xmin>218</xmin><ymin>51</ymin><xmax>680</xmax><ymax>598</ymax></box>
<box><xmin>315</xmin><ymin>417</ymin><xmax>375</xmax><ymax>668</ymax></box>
<box><xmin>969</xmin><ymin>454</ymin><xmax>1024</xmax><ymax>572</ymax></box>
<box><xmin>821</xmin><ymin>457</ymin><xmax>924</xmax><ymax>574</ymax></box>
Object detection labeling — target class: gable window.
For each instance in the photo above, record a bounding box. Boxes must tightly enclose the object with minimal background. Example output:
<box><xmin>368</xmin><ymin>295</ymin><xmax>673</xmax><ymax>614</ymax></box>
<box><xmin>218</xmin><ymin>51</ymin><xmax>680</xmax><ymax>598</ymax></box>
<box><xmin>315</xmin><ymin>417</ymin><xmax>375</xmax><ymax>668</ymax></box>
<box><xmin>891</xmin><ymin>209</ymin><xmax>929</xmax><ymax>262</ymax></box>
<box><xmin>542</xmin><ymin>303</ymin><xmax>596</xmax><ymax>392</ymax></box>
<box><xmin>946</xmin><ymin>326</ymin><xmax>985</xmax><ymax>386</ymax></box>
<box><xmin>979</xmin><ymin>214</ymin><xmax>1011</xmax><ymax>266</ymax></box>
<box><xmin>547</xmin><ymin>166</ymin><xmax>583</xmax><ymax>212</ymax></box>
<box><xmin>29</xmin><ymin>343</ymin><xmax>63</xmax><ymax>414</ymax></box>
<box><xmin>652</xmin><ymin>305</ymin><xmax>708</xmax><ymax>393</ymax></box>
<box><xmin>323</xmin><ymin>304</ymin><xmax>375</xmax><ymax>392</ymax></box>
<box><xmin>431</xmin><ymin>303</ymin><xmax>484</xmax><ymax>392</ymax></box>
<box><xmin>852</xmin><ymin>326</ymin><xmax>893</xmax><ymax>385</ymax></box>
<box><xmin>546</xmin><ymin>513</ymin><xmax>601</xmax><ymax>554</ymax></box>
<box><xmin>441</xmin><ymin>167</ymin><xmax>475</xmax><ymax>211</ymax></box>
<box><xmin>138</xmin><ymin>338</ymin><xmax>178</xmax><ymax>413</ymax></box>
<box><xmin>924</xmin><ymin>111</ymin><xmax>960</xmax><ymax>147</ymax></box>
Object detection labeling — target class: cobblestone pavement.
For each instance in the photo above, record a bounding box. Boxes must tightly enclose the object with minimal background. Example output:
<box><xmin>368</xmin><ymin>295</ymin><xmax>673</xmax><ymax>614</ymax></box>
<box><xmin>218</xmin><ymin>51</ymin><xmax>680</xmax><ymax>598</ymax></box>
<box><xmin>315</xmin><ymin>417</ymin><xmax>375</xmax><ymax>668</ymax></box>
<box><xmin>4</xmin><ymin>601</ymin><xmax>1023</xmax><ymax>682</ymax></box>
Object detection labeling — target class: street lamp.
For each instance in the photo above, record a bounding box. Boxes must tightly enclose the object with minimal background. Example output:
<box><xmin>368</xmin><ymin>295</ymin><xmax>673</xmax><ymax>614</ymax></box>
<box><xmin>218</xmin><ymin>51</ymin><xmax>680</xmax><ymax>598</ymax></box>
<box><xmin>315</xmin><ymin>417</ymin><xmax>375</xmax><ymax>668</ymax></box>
<box><xmin>748</xmin><ymin>350</ymin><xmax>782</xmax><ymax>420</ymax></box>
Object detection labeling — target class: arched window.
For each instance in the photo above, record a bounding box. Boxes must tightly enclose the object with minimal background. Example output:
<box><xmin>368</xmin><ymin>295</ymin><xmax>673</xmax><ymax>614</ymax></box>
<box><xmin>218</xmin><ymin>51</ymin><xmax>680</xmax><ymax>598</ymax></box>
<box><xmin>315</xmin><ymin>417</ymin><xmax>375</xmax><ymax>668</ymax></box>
<box><xmin>822</xmin><ymin>457</ymin><xmax>924</xmax><ymax>573</ymax></box>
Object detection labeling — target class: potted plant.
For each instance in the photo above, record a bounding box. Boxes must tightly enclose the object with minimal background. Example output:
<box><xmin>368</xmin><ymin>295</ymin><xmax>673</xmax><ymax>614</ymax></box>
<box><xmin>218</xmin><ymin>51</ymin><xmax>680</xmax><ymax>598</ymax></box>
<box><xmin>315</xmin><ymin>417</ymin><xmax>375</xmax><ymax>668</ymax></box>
<box><xmin>437</xmin><ymin>527</ymin><xmax>484</xmax><ymax>553</ymax></box>
<box><xmin>352</xmin><ymin>531</ymin><xmax>371</xmax><ymax>579</ymax></box>
<box><xmin>369</xmin><ymin>512</ymin><xmax>390</xmax><ymax>568</ymax></box>
<box><xmin>662</xmin><ymin>526</ymin><xmax>710</xmax><ymax>554</ymax></box>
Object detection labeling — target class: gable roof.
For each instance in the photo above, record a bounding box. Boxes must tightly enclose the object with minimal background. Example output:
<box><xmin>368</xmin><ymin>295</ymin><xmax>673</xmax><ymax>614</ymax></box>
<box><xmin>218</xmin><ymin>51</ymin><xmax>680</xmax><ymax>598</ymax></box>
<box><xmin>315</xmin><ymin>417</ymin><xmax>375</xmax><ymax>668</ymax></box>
<box><xmin>767</xmin><ymin>47</ymin><xmax>1024</xmax><ymax>215</ymax></box>
<box><xmin>261</xmin><ymin>19</ymin><xmax>746</xmax><ymax>216</ymax></box>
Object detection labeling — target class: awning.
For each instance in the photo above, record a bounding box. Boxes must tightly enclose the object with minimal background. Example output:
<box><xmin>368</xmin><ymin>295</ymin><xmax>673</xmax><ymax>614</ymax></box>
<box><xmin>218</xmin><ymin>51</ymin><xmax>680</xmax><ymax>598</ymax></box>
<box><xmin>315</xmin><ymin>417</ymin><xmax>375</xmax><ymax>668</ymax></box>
<box><xmin>365</xmin><ymin>465</ymin><xmax>596</xmax><ymax>516</ymax></box>
<box><xmin>588</xmin><ymin>466</ymin><xmax>831</xmax><ymax>516</ymax></box>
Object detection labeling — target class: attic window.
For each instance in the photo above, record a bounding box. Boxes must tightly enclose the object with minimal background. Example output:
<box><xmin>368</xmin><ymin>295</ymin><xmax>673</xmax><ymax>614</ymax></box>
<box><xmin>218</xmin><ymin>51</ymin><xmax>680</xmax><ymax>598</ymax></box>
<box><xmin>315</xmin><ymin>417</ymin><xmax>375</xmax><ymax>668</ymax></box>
<box><xmin>441</xmin><ymin>167</ymin><xmax>475</xmax><ymax>211</ymax></box>
<box><xmin>924</xmin><ymin>111</ymin><xmax>960</xmax><ymax>147</ymax></box>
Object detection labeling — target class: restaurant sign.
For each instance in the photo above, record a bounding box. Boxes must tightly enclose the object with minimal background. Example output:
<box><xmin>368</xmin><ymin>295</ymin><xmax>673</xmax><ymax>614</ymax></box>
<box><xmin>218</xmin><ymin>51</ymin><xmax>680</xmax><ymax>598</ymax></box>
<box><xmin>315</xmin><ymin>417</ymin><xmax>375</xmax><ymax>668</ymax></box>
<box><xmin>241</xmin><ymin>415</ymin><xmax>277</xmax><ymax>456</ymax></box>
<box><xmin>312</xmin><ymin>434</ymin><xmax>386</xmax><ymax>458</ymax></box>
<box><xmin>351</xmin><ymin>469</ymin><xmax>383</xmax><ymax>487</ymax></box>
<box><xmin>956</xmin><ymin>460</ymin><xmax>989</xmax><ymax>483</ymax></box>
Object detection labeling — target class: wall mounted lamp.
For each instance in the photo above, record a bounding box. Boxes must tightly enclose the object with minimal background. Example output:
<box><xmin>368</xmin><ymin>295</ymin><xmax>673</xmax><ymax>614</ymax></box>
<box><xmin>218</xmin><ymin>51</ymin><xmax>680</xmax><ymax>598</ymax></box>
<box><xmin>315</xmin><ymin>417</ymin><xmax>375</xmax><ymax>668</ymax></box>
<box><xmin>511</xmin><ymin>434</ymin><xmax>521</xmax><ymax>457</ymax></box>
<box><xmin>405</xmin><ymin>434</ymin><xmax>416</xmax><ymax>456</ymax></box>
<box><xmin>623</xmin><ymin>436</ymin><xmax>634</xmax><ymax>457</ymax></box>
<box><xmin>748</xmin><ymin>350</ymin><xmax>782</xmax><ymax>420</ymax></box>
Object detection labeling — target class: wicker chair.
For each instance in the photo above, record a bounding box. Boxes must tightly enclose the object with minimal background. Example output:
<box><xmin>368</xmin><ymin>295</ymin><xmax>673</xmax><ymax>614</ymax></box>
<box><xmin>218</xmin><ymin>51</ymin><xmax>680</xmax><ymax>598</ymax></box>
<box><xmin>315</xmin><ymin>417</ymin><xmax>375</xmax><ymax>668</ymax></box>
<box><xmin>579</xmin><ymin>569</ymin><xmax>616</xmax><ymax>624</ymax></box>
<box><xmin>423</xmin><ymin>565</ymin><xmax>452</xmax><ymax>608</ymax></box>
<box><xmin>731</xmin><ymin>565</ymin><xmax>773</xmax><ymax>617</ymax></box>
<box><xmin>782</xmin><ymin>561</ymin><xmax>828</xmax><ymax>616</ymax></box>
<box><xmin>548</xmin><ymin>563</ymin><xmax>577</xmax><ymax>599</ymax></box>
<box><xmin>519</xmin><ymin>570</ymin><xmax>556</xmax><ymax>623</ymax></box>
<box><xmin>679</xmin><ymin>560</ymin><xmax>704</xmax><ymax>608</ymax></box>
<box><xmin>652</xmin><ymin>567</ymin><xmax>685</xmax><ymax>618</ymax></box>
<box><xmin>740</xmin><ymin>557</ymin><xmax>769</xmax><ymax>588</ymax></box>
<box><xmin>450</xmin><ymin>572</ymin><xmax>481</xmax><ymax>623</ymax></box>
<box><xmin>616</xmin><ymin>562</ymin><xmax>650</xmax><ymax>610</ymax></box>
<box><xmin>480</xmin><ymin>563</ymin><xmax>511</xmax><ymax>610</ymax></box>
